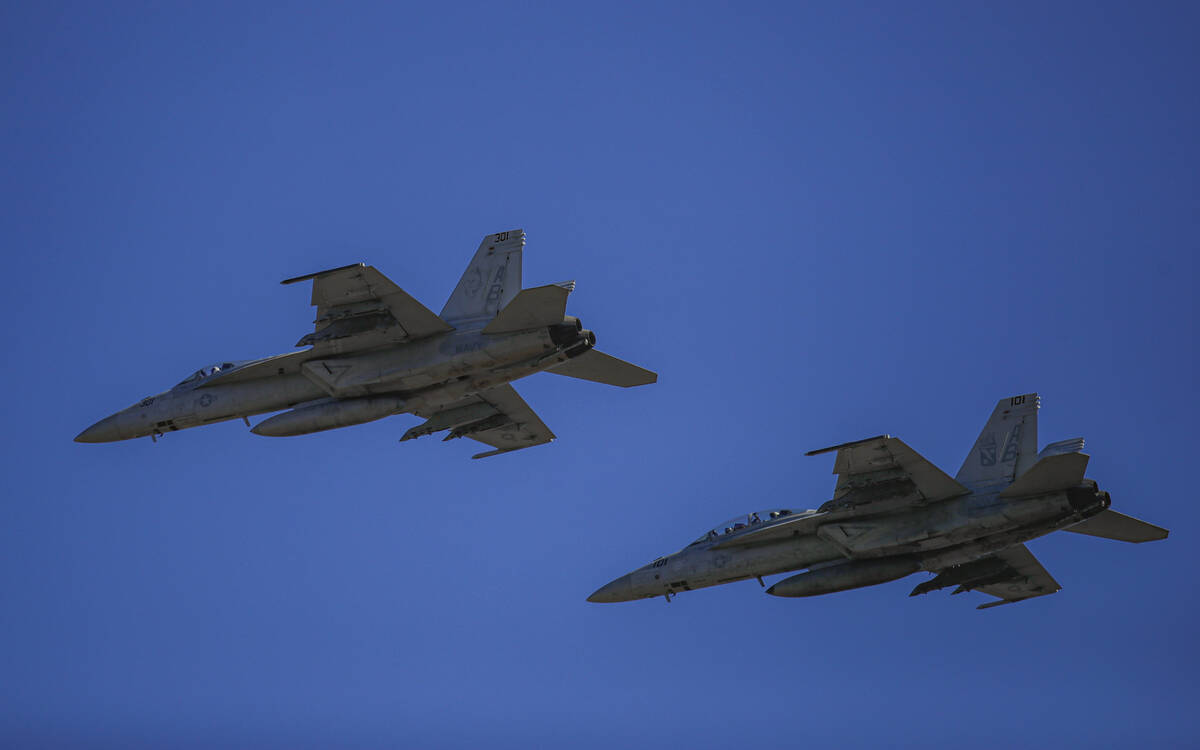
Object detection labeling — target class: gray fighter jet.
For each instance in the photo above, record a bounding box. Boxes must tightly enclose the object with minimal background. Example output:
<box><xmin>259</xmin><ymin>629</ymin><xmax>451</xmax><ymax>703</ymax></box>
<box><xmin>76</xmin><ymin>230</ymin><xmax>656</xmax><ymax>457</ymax></box>
<box><xmin>589</xmin><ymin>394</ymin><xmax>1167</xmax><ymax>608</ymax></box>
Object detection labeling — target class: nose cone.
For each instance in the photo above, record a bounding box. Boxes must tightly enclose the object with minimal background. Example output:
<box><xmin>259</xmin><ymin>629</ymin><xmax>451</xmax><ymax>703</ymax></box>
<box><xmin>75</xmin><ymin>413</ymin><xmax>125</xmax><ymax>443</ymax></box>
<box><xmin>587</xmin><ymin>573</ymin><xmax>634</xmax><ymax>603</ymax></box>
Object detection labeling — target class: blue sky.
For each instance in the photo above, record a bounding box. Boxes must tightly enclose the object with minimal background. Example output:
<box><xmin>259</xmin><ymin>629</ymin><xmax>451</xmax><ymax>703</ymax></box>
<box><xmin>1</xmin><ymin>2</ymin><xmax>1196</xmax><ymax>747</ymax></box>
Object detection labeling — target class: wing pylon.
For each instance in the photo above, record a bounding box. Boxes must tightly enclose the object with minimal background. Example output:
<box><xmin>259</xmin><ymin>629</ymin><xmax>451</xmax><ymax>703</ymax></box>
<box><xmin>405</xmin><ymin>384</ymin><xmax>555</xmax><ymax>458</ymax></box>
<box><xmin>911</xmin><ymin>544</ymin><xmax>1061</xmax><ymax>609</ymax></box>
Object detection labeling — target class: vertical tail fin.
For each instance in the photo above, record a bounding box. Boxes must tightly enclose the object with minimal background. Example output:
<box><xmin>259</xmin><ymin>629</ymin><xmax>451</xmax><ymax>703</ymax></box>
<box><xmin>955</xmin><ymin>393</ymin><xmax>1040</xmax><ymax>490</ymax></box>
<box><xmin>440</xmin><ymin>229</ymin><xmax>525</xmax><ymax>325</ymax></box>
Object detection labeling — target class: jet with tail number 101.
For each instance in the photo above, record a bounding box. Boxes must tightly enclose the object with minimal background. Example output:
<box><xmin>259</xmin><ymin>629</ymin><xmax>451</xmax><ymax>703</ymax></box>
<box><xmin>76</xmin><ymin>230</ymin><xmax>656</xmax><ymax>458</ymax></box>
<box><xmin>589</xmin><ymin>394</ymin><xmax>1167</xmax><ymax>609</ymax></box>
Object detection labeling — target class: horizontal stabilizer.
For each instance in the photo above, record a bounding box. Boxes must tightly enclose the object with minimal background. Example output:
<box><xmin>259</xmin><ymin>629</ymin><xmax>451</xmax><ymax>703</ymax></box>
<box><xmin>1064</xmin><ymin>510</ymin><xmax>1168</xmax><ymax>543</ymax></box>
<box><xmin>546</xmin><ymin>349</ymin><xmax>657</xmax><ymax>387</ymax></box>
<box><xmin>481</xmin><ymin>284</ymin><xmax>570</xmax><ymax>334</ymax></box>
<box><xmin>999</xmin><ymin>452</ymin><xmax>1089</xmax><ymax>498</ymax></box>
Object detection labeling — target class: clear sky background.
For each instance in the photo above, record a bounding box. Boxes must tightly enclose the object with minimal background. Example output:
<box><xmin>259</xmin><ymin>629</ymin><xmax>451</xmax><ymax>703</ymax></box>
<box><xmin>2</xmin><ymin>2</ymin><xmax>1197</xmax><ymax>747</ymax></box>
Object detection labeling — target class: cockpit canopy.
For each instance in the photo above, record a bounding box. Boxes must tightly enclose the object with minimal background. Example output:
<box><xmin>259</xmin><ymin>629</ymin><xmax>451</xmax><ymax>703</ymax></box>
<box><xmin>174</xmin><ymin>362</ymin><xmax>238</xmax><ymax>388</ymax></box>
<box><xmin>687</xmin><ymin>509</ymin><xmax>807</xmax><ymax>547</ymax></box>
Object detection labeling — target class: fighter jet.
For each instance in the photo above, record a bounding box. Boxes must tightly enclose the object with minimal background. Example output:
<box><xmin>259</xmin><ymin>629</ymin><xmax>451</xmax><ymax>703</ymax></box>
<box><xmin>76</xmin><ymin>229</ymin><xmax>656</xmax><ymax>457</ymax></box>
<box><xmin>589</xmin><ymin>394</ymin><xmax>1167</xmax><ymax>609</ymax></box>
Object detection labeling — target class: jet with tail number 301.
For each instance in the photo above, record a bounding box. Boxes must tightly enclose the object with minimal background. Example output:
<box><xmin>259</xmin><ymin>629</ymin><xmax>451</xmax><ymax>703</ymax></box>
<box><xmin>589</xmin><ymin>394</ymin><xmax>1167</xmax><ymax>609</ymax></box>
<box><xmin>77</xmin><ymin>230</ymin><xmax>656</xmax><ymax>458</ymax></box>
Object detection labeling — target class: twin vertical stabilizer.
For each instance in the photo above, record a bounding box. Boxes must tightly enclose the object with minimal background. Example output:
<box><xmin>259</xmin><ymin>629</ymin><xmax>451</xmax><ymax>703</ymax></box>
<box><xmin>955</xmin><ymin>393</ymin><xmax>1040</xmax><ymax>490</ymax></box>
<box><xmin>440</xmin><ymin>229</ymin><xmax>525</xmax><ymax>325</ymax></box>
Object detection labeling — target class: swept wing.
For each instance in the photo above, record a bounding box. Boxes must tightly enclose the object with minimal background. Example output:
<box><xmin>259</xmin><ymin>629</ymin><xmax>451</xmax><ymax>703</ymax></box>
<box><xmin>911</xmin><ymin>544</ymin><xmax>1061</xmax><ymax>609</ymax></box>
<box><xmin>712</xmin><ymin>436</ymin><xmax>970</xmax><ymax>548</ymax></box>
<box><xmin>410</xmin><ymin>384</ymin><xmax>555</xmax><ymax>459</ymax></box>
<box><xmin>806</xmin><ymin>435</ymin><xmax>968</xmax><ymax>510</ymax></box>
<box><xmin>281</xmin><ymin>263</ymin><xmax>452</xmax><ymax>352</ymax></box>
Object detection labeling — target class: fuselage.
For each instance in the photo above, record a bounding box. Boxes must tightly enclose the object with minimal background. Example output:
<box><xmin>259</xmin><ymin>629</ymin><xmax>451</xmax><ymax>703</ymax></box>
<box><xmin>75</xmin><ymin>321</ymin><xmax>593</xmax><ymax>443</ymax></box>
<box><xmin>587</xmin><ymin>482</ymin><xmax>1110</xmax><ymax>603</ymax></box>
